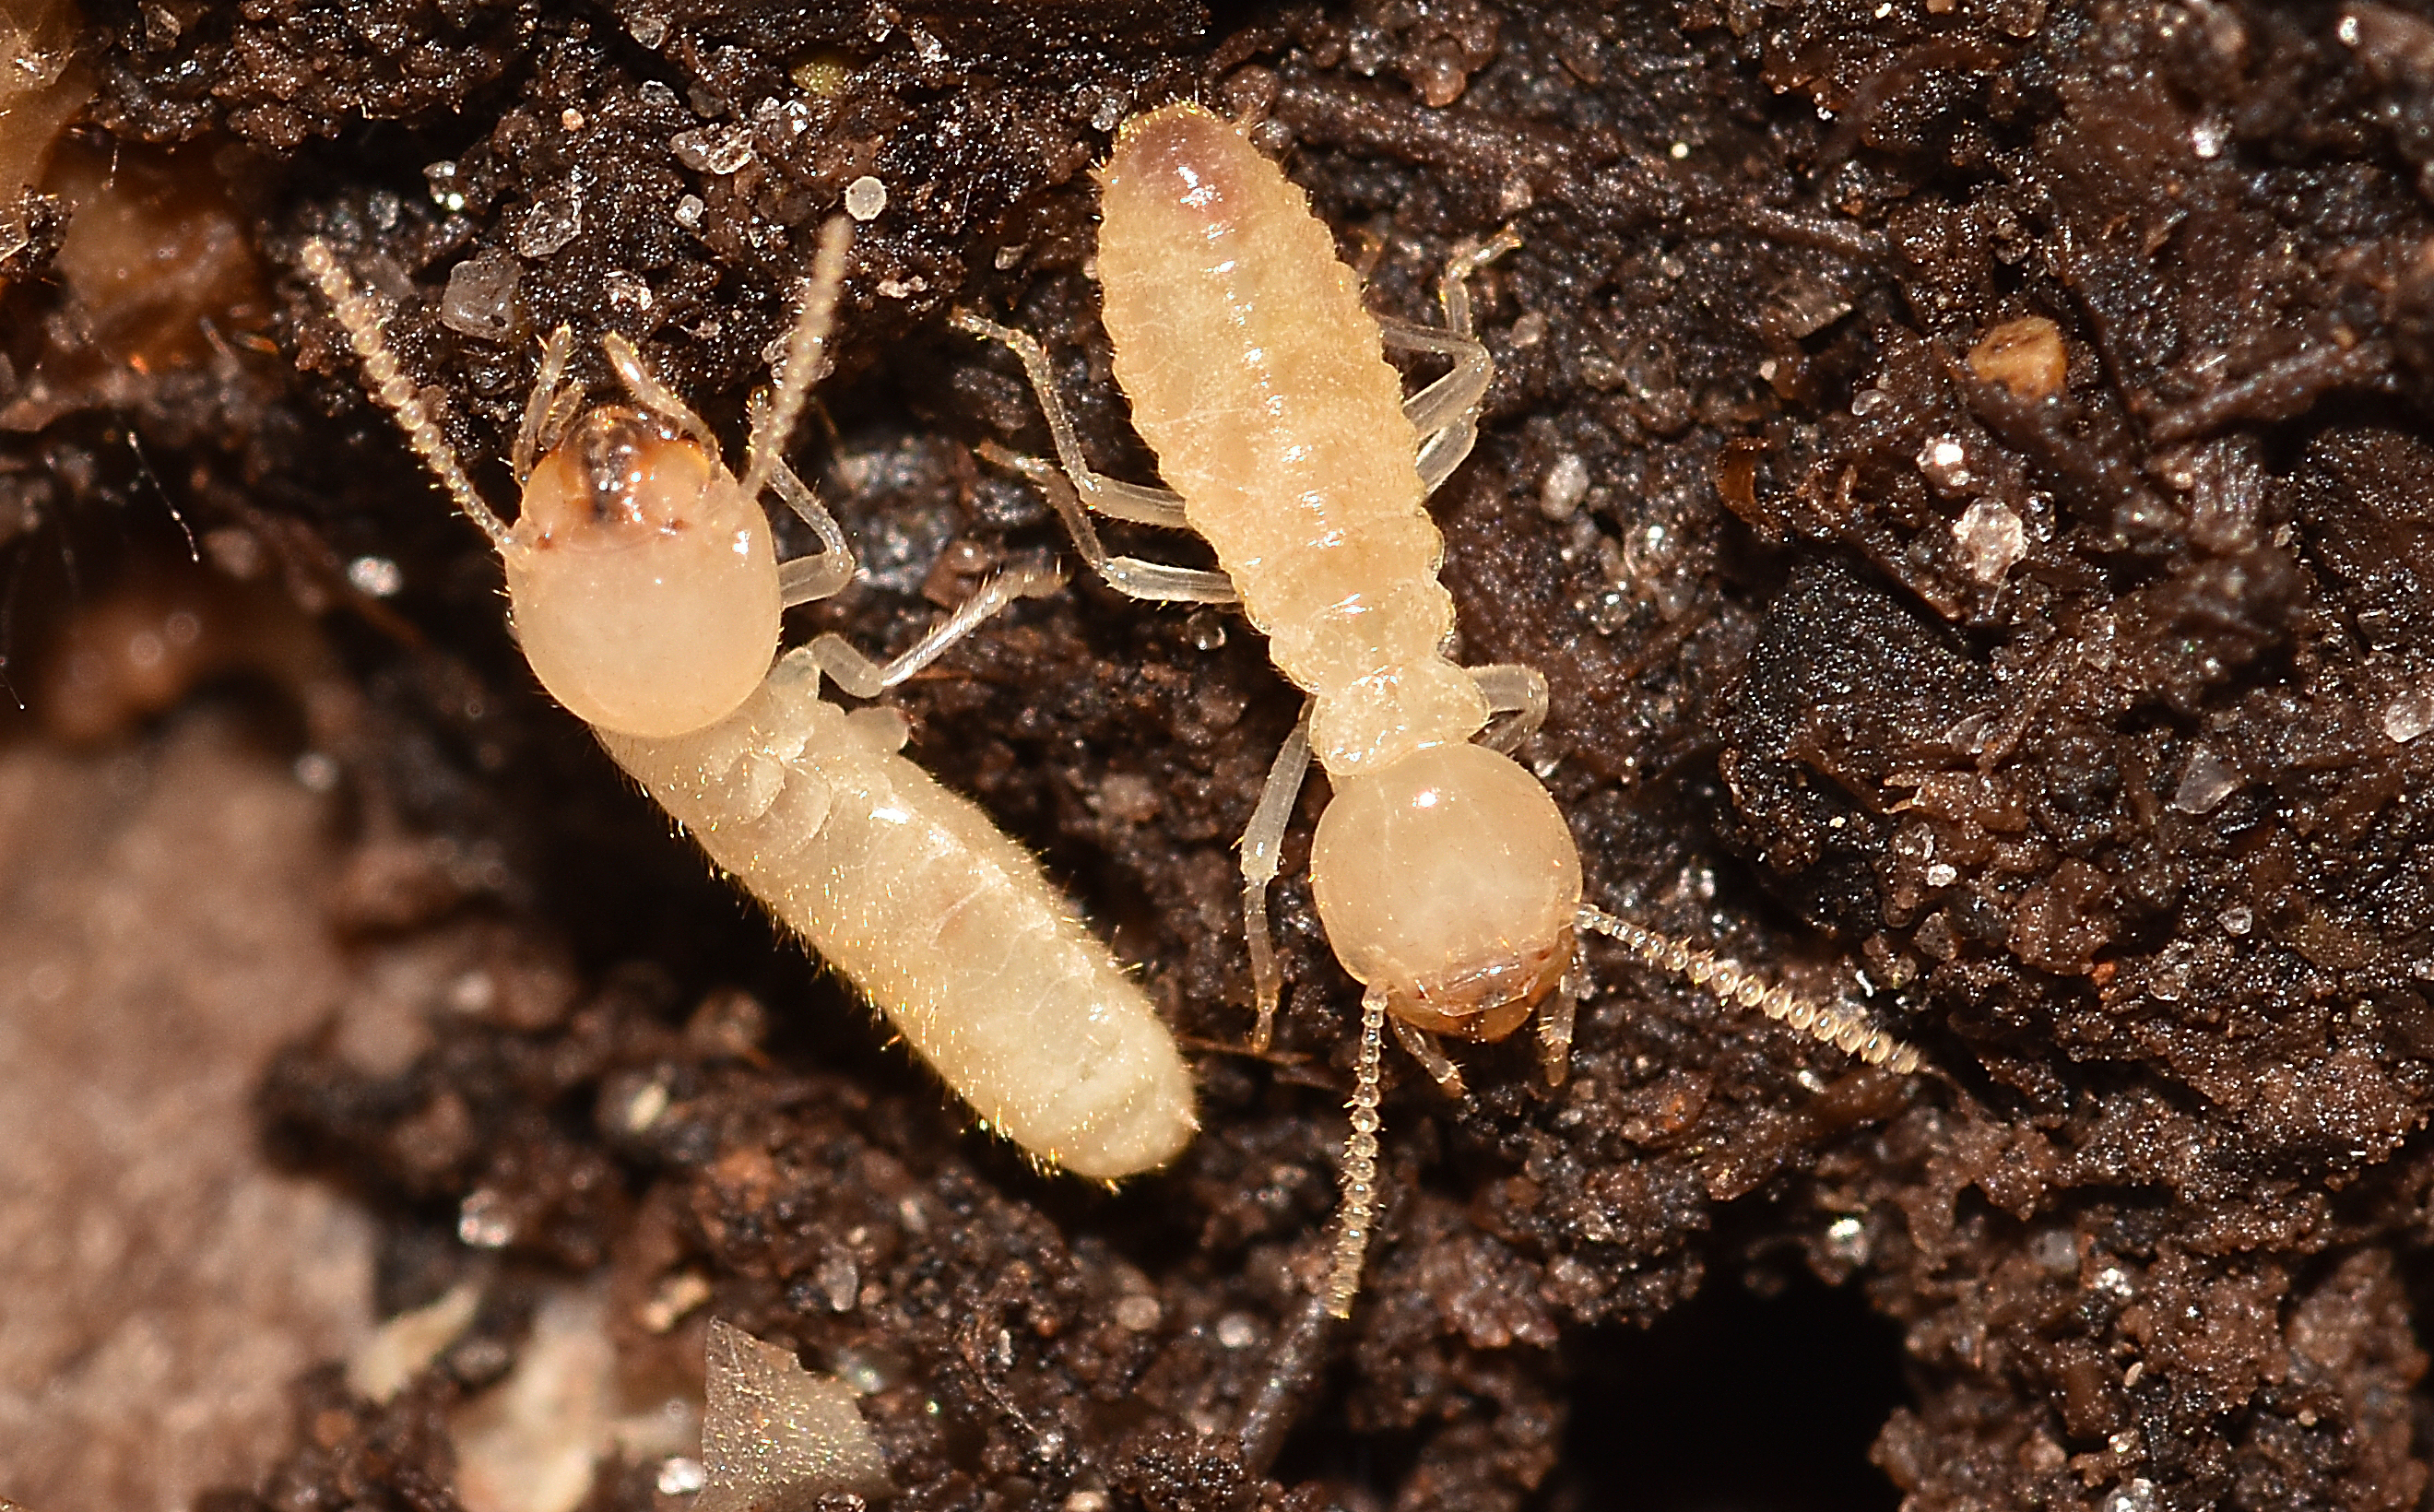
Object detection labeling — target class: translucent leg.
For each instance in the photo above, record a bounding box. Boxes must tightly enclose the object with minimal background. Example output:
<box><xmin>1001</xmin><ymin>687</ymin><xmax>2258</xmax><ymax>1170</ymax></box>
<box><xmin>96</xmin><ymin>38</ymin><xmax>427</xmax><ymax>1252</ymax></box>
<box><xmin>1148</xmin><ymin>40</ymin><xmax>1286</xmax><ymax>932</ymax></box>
<box><xmin>1440</xmin><ymin>227</ymin><xmax>1527</xmax><ymax>337</ymax></box>
<box><xmin>514</xmin><ymin>325</ymin><xmax>577</xmax><ymax>485</ymax></box>
<box><xmin>951</xmin><ymin>312</ymin><xmax>1198</xmax><ymax>527</ymax></box>
<box><xmin>1390</xmin><ymin>225</ymin><xmax>1524</xmax><ymax>494</ymax></box>
<box><xmin>1087</xmin><ymin>482</ymin><xmax>1193</xmax><ymax>529</ymax></box>
<box><xmin>1388</xmin><ymin>1017</ymin><xmax>1466</xmax><ymax>1098</ymax></box>
<box><xmin>1536</xmin><ymin>984</ymin><xmax>1575</xmax><ymax>1088</ymax></box>
<box><xmin>1574</xmin><ymin>904</ymin><xmax>1925</xmax><ymax>1075</ymax></box>
<box><xmin>753</xmin><ymin>397</ymin><xmax>855</xmax><ymax>608</ymax></box>
<box><xmin>600</xmin><ymin>332</ymin><xmax>719</xmax><ymax>457</ymax></box>
<box><xmin>739</xmin><ymin>217</ymin><xmax>855</xmax><ymax>504</ymax></box>
<box><xmin>1469</xmin><ymin>663</ymin><xmax>1548</xmax><ymax>751</ymax></box>
<box><xmin>808</xmin><ymin>556</ymin><xmax>1065</xmax><ymax>700</ymax></box>
<box><xmin>1382</xmin><ymin>316</ymin><xmax>1490</xmax><ymax>450</ymax></box>
<box><xmin>1239</xmin><ymin>703</ymin><xmax>1314</xmax><ymax>1053</ymax></box>
<box><xmin>977</xmin><ymin>442</ymin><xmax>1236</xmax><ymax>605</ymax></box>
<box><xmin>1322</xmin><ymin>988</ymin><xmax>1388</xmax><ymax>1319</ymax></box>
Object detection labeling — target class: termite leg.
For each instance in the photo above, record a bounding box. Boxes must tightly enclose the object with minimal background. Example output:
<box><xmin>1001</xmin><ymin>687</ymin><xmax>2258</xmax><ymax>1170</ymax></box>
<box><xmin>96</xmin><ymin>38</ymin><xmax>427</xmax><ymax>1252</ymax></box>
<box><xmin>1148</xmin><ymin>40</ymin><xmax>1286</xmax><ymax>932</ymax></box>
<box><xmin>749</xmin><ymin>388</ymin><xmax>855</xmax><ymax>607</ymax></box>
<box><xmin>1391</xmin><ymin>225</ymin><xmax>1526</xmax><ymax>492</ymax></box>
<box><xmin>956</xmin><ymin>311</ymin><xmax>1237</xmax><ymax>602</ymax></box>
<box><xmin>1388</xmin><ymin>1016</ymin><xmax>1465</xmax><ymax>1098</ymax></box>
<box><xmin>1439</xmin><ymin>226</ymin><xmax>1527</xmax><ymax>332</ymax></box>
<box><xmin>1239</xmin><ymin>702</ymin><xmax>1314</xmax><ymax>1053</ymax></box>
<box><xmin>975</xmin><ymin>442</ymin><xmax>1235</xmax><ymax>605</ymax></box>
<box><xmin>951</xmin><ymin>312</ymin><xmax>1198</xmax><ymax>528</ymax></box>
<box><xmin>769</xmin><ymin>459</ymin><xmax>855</xmax><ymax>607</ymax></box>
<box><xmin>808</xmin><ymin>556</ymin><xmax>1067</xmax><ymax>701</ymax></box>
<box><xmin>1535</xmin><ymin>984</ymin><xmax>1575</xmax><ymax>1087</ymax></box>
<box><xmin>513</xmin><ymin>325</ymin><xmax>578</xmax><ymax>485</ymax></box>
<box><xmin>1469</xmin><ymin>663</ymin><xmax>1549</xmax><ymax>750</ymax></box>
<box><xmin>1322</xmin><ymin>988</ymin><xmax>1389</xmax><ymax>1319</ymax></box>
<box><xmin>1383</xmin><ymin>315</ymin><xmax>1489</xmax><ymax>492</ymax></box>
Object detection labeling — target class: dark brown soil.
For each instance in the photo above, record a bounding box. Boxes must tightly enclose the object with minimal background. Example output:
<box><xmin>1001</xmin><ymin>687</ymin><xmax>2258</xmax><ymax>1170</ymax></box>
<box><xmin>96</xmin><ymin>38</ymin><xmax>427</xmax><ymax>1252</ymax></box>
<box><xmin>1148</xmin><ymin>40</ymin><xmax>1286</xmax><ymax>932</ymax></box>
<box><xmin>8</xmin><ymin>2</ymin><xmax>2434</xmax><ymax>1510</ymax></box>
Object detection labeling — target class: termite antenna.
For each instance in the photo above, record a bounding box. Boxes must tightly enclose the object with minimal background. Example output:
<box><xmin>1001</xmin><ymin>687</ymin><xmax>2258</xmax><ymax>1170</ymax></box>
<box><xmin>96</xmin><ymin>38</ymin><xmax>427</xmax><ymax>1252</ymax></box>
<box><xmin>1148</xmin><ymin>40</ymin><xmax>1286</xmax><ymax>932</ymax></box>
<box><xmin>1575</xmin><ymin>904</ymin><xmax>1924</xmax><ymax>1075</ymax></box>
<box><xmin>1321</xmin><ymin>987</ymin><xmax>1388</xmax><ymax>1318</ymax></box>
<box><xmin>738</xmin><ymin>216</ymin><xmax>854</xmax><ymax>506</ymax></box>
<box><xmin>297</xmin><ymin>238</ymin><xmax>510</xmax><ymax>550</ymax></box>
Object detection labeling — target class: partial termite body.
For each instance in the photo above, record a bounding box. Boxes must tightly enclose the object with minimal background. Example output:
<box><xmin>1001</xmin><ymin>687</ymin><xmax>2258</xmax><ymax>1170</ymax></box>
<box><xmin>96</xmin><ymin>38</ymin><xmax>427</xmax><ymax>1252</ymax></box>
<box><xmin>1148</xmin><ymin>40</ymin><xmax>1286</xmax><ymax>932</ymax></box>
<box><xmin>958</xmin><ymin>101</ymin><xmax>1920</xmax><ymax>1312</ymax></box>
<box><xmin>301</xmin><ymin>221</ymin><xmax>1195</xmax><ymax>1181</ymax></box>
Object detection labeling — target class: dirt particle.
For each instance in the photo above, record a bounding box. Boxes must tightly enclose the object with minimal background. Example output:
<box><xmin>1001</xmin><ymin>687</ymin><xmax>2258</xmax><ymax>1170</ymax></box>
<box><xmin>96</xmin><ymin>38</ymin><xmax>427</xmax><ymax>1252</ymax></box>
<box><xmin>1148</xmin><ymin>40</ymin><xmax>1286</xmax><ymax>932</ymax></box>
<box><xmin>1967</xmin><ymin>315</ymin><xmax>2067</xmax><ymax>400</ymax></box>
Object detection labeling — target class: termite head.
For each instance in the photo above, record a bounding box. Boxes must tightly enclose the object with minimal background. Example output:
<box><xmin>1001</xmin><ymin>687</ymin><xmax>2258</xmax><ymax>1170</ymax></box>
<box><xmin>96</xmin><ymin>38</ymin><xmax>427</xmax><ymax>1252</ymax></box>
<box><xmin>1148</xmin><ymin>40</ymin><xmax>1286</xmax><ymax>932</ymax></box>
<box><xmin>1309</xmin><ymin>741</ymin><xmax>1583</xmax><ymax>1040</ymax></box>
<box><xmin>502</xmin><ymin>406</ymin><xmax>782</xmax><ymax>738</ymax></box>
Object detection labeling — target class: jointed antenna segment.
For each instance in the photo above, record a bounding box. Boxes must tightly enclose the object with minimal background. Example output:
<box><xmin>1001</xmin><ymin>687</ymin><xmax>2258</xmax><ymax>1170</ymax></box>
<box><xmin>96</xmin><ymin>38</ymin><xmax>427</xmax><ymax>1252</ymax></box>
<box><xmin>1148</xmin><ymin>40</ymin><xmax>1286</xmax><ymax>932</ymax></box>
<box><xmin>1577</xmin><ymin>905</ymin><xmax>1923</xmax><ymax>1075</ymax></box>
<box><xmin>738</xmin><ymin>217</ymin><xmax>855</xmax><ymax>506</ymax></box>
<box><xmin>1323</xmin><ymin>988</ymin><xmax>1388</xmax><ymax>1318</ymax></box>
<box><xmin>298</xmin><ymin>239</ymin><xmax>509</xmax><ymax>549</ymax></box>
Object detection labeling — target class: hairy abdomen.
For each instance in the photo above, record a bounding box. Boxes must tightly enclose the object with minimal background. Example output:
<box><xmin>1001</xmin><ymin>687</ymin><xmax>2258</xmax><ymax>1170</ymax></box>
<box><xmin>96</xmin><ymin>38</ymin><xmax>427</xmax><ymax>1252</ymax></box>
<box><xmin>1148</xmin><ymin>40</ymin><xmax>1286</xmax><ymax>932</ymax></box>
<box><xmin>600</xmin><ymin>655</ymin><xmax>1197</xmax><ymax>1179</ymax></box>
<box><xmin>1096</xmin><ymin>103</ymin><xmax>1487</xmax><ymax>774</ymax></box>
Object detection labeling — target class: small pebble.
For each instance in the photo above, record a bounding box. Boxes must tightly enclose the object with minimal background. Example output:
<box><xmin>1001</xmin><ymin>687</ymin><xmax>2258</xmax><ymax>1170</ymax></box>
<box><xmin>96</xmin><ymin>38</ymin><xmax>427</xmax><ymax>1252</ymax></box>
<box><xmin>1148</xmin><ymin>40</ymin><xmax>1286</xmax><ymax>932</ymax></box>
<box><xmin>347</xmin><ymin>555</ymin><xmax>404</xmax><ymax>597</ymax></box>
<box><xmin>1952</xmin><ymin>497</ymin><xmax>2026</xmax><ymax>584</ymax></box>
<box><xmin>2171</xmin><ymin>748</ymin><xmax>2239</xmax><ymax>815</ymax></box>
<box><xmin>2382</xmin><ymin>689</ymin><xmax>2434</xmax><ymax>744</ymax></box>
<box><xmin>439</xmin><ymin>251</ymin><xmax>519</xmax><ymax>340</ymax></box>
<box><xmin>1917</xmin><ymin>435</ymin><xmax>1974</xmax><ymax>492</ymax></box>
<box><xmin>1539</xmin><ymin>453</ymin><xmax>1589</xmax><ymax>518</ymax></box>
<box><xmin>845</xmin><ymin>174</ymin><xmax>888</xmax><ymax>221</ymax></box>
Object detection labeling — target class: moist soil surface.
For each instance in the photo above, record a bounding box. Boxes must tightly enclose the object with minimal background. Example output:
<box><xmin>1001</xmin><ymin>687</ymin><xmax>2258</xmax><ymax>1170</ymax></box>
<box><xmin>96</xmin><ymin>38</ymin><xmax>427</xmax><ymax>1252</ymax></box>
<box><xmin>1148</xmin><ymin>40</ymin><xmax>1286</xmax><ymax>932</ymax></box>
<box><xmin>8</xmin><ymin>2</ymin><xmax>2434</xmax><ymax>1511</ymax></box>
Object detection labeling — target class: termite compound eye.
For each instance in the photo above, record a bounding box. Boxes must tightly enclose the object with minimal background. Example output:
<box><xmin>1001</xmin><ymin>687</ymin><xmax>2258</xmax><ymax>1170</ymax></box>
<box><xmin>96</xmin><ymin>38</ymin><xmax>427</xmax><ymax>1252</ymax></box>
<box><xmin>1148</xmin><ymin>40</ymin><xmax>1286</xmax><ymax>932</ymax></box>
<box><xmin>1310</xmin><ymin>741</ymin><xmax>1583</xmax><ymax>1032</ymax></box>
<box><xmin>502</xmin><ymin>408</ymin><xmax>784</xmax><ymax>739</ymax></box>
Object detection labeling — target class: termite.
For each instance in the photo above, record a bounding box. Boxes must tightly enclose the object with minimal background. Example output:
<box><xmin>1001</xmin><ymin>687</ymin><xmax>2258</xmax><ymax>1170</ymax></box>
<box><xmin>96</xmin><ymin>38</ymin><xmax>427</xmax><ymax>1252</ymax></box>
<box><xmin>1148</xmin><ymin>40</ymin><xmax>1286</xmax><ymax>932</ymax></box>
<box><xmin>300</xmin><ymin>219</ymin><xmax>1196</xmax><ymax>1181</ymax></box>
<box><xmin>957</xmin><ymin>101</ymin><xmax>1920</xmax><ymax>1312</ymax></box>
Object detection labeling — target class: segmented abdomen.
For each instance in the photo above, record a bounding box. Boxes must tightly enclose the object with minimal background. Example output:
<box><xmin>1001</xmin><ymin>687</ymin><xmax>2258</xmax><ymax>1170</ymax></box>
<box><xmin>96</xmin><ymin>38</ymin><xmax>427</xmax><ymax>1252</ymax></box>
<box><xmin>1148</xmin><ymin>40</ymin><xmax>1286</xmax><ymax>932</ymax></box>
<box><xmin>1095</xmin><ymin>103</ymin><xmax>1488</xmax><ymax>775</ymax></box>
<box><xmin>600</xmin><ymin>652</ymin><xmax>1197</xmax><ymax>1180</ymax></box>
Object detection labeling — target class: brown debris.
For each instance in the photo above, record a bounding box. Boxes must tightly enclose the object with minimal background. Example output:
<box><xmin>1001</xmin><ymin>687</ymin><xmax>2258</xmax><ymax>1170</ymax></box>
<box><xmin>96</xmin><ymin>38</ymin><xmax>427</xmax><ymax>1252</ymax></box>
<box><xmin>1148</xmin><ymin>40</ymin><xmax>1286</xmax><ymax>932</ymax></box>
<box><xmin>0</xmin><ymin>714</ymin><xmax>376</xmax><ymax>1511</ymax></box>
<box><xmin>1967</xmin><ymin>315</ymin><xmax>2067</xmax><ymax>402</ymax></box>
<box><xmin>8</xmin><ymin>2</ymin><xmax>2434</xmax><ymax>1511</ymax></box>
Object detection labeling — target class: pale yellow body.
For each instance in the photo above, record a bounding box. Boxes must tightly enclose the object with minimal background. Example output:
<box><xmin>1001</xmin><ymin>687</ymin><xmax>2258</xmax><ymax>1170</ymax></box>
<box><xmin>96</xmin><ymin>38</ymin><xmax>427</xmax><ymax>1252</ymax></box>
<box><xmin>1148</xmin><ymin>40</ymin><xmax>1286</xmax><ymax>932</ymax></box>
<box><xmin>1098</xmin><ymin>109</ymin><xmax>1490</xmax><ymax>779</ymax></box>
<box><xmin>301</xmin><ymin>229</ymin><xmax>1196</xmax><ymax>1182</ymax></box>
<box><xmin>960</xmin><ymin>105</ymin><xmax>1917</xmax><ymax>1316</ymax></box>
<box><xmin>1083</xmin><ymin>106</ymin><xmax>1580</xmax><ymax>1314</ymax></box>
<box><xmin>1095</xmin><ymin>104</ymin><xmax>1582</xmax><ymax>1029</ymax></box>
<box><xmin>1082</xmin><ymin>106</ymin><xmax>1918</xmax><ymax>1087</ymax></box>
<box><xmin>600</xmin><ymin>657</ymin><xmax>1196</xmax><ymax>1179</ymax></box>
